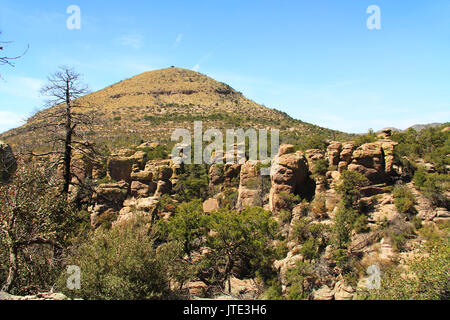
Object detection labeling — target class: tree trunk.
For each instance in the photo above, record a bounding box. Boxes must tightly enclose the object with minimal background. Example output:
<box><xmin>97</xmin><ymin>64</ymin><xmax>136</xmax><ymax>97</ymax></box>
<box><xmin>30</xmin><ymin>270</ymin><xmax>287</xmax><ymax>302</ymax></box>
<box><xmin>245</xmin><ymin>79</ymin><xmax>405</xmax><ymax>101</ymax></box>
<box><xmin>2</xmin><ymin>238</ymin><xmax>17</xmax><ymax>293</ymax></box>
<box><xmin>62</xmin><ymin>85</ymin><xmax>72</xmax><ymax>195</ymax></box>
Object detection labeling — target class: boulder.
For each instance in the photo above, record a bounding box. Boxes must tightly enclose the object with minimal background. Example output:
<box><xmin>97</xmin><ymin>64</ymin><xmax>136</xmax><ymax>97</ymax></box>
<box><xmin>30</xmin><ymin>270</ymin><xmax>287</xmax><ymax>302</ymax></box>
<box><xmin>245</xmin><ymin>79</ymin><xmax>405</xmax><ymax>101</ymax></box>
<box><xmin>154</xmin><ymin>180</ymin><xmax>172</xmax><ymax>198</ymax></box>
<box><xmin>0</xmin><ymin>140</ymin><xmax>17</xmax><ymax>183</ymax></box>
<box><xmin>236</xmin><ymin>160</ymin><xmax>263</xmax><ymax>210</ymax></box>
<box><xmin>327</xmin><ymin>142</ymin><xmax>342</xmax><ymax>166</ymax></box>
<box><xmin>305</xmin><ymin>149</ymin><xmax>325</xmax><ymax>172</ymax></box>
<box><xmin>359</xmin><ymin>184</ymin><xmax>388</xmax><ymax>197</ymax></box>
<box><xmin>130</xmin><ymin>170</ymin><xmax>153</xmax><ymax>183</ymax></box>
<box><xmin>269</xmin><ymin>145</ymin><xmax>309</xmax><ymax>213</ymax></box>
<box><xmin>349</xmin><ymin>143</ymin><xmax>387</xmax><ymax>184</ymax></box>
<box><xmin>0</xmin><ymin>292</ymin><xmax>69</xmax><ymax>300</ymax></box>
<box><xmin>107</xmin><ymin>151</ymin><xmax>147</xmax><ymax>183</ymax></box>
<box><xmin>203</xmin><ymin>198</ymin><xmax>220</xmax><ymax>213</ymax></box>
<box><xmin>130</xmin><ymin>181</ymin><xmax>151</xmax><ymax>198</ymax></box>
<box><xmin>377</xmin><ymin>139</ymin><xmax>398</xmax><ymax>175</ymax></box>
<box><xmin>225</xmin><ymin>277</ymin><xmax>260</xmax><ymax>300</ymax></box>
<box><xmin>136</xmin><ymin>141</ymin><xmax>160</xmax><ymax>151</ymax></box>
<box><xmin>339</xmin><ymin>142</ymin><xmax>355</xmax><ymax>164</ymax></box>
<box><xmin>313</xmin><ymin>285</ymin><xmax>334</xmax><ymax>300</ymax></box>
<box><xmin>334</xmin><ymin>280</ymin><xmax>355</xmax><ymax>300</ymax></box>
<box><xmin>89</xmin><ymin>181</ymin><xmax>128</xmax><ymax>228</ymax></box>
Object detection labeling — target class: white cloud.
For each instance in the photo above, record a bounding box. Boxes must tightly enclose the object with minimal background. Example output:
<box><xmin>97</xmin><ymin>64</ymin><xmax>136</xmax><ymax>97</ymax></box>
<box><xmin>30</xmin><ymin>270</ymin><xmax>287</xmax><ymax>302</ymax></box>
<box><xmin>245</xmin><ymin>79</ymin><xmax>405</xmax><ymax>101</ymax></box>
<box><xmin>116</xmin><ymin>34</ymin><xmax>144</xmax><ymax>49</ymax></box>
<box><xmin>0</xmin><ymin>76</ymin><xmax>45</xmax><ymax>100</ymax></box>
<box><xmin>0</xmin><ymin>111</ymin><xmax>26</xmax><ymax>134</ymax></box>
<box><xmin>192</xmin><ymin>50</ymin><xmax>215</xmax><ymax>73</ymax></box>
<box><xmin>173</xmin><ymin>33</ymin><xmax>183</xmax><ymax>48</ymax></box>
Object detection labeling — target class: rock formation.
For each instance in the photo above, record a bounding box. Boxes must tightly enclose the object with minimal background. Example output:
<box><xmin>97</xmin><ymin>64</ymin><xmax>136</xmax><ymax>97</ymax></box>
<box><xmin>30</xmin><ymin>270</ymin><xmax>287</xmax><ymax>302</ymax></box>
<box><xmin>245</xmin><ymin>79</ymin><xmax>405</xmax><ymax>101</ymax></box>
<box><xmin>269</xmin><ymin>145</ymin><xmax>309</xmax><ymax>213</ymax></box>
<box><xmin>89</xmin><ymin>181</ymin><xmax>129</xmax><ymax>228</ymax></box>
<box><xmin>236</xmin><ymin>160</ymin><xmax>263</xmax><ymax>210</ymax></box>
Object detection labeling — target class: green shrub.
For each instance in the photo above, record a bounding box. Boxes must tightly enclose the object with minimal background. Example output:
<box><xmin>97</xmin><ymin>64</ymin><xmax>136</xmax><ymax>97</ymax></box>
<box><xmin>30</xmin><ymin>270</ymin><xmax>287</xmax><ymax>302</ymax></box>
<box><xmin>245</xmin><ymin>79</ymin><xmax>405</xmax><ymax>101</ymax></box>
<box><xmin>354</xmin><ymin>129</ymin><xmax>377</xmax><ymax>147</ymax></box>
<box><xmin>59</xmin><ymin>218</ymin><xmax>182</xmax><ymax>300</ymax></box>
<box><xmin>312</xmin><ymin>158</ymin><xmax>329</xmax><ymax>177</ymax></box>
<box><xmin>353</xmin><ymin>214</ymin><xmax>369</xmax><ymax>233</ymax></box>
<box><xmin>279</xmin><ymin>209</ymin><xmax>293</xmax><ymax>224</ymax></box>
<box><xmin>199</xmin><ymin>207</ymin><xmax>278</xmax><ymax>288</ymax></box>
<box><xmin>300</xmin><ymin>238</ymin><xmax>318</xmax><ymax>261</ymax></box>
<box><xmin>336</xmin><ymin>170</ymin><xmax>369</xmax><ymax>208</ymax></box>
<box><xmin>278</xmin><ymin>192</ymin><xmax>302</xmax><ymax>211</ymax></box>
<box><xmin>163</xmin><ymin>199</ymin><xmax>205</xmax><ymax>256</ymax></box>
<box><xmin>393</xmin><ymin>185</ymin><xmax>416</xmax><ymax>214</ymax></box>
<box><xmin>413</xmin><ymin>168</ymin><xmax>427</xmax><ymax>188</ymax></box>
<box><xmin>332</xmin><ymin>205</ymin><xmax>358</xmax><ymax>249</ymax></box>
<box><xmin>263</xmin><ymin>279</ymin><xmax>284</xmax><ymax>300</ymax></box>
<box><xmin>382</xmin><ymin>216</ymin><xmax>415</xmax><ymax>252</ymax></box>
<box><xmin>173</xmin><ymin>164</ymin><xmax>209</xmax><ymax>202</ymax></box>
<box><xmin>285</xmin><ymin>260</ymin><xmax>315</xmax><ymax>300</ymax></box>
<box><xmin>0</xmin><ymin>163</ymin><xmax>80</xmax><ymax>295</ymax></box>
<box><xmin>361</xmin><ymin>238</ymin><xmax>449</xmax><ymax>300</ymax></box>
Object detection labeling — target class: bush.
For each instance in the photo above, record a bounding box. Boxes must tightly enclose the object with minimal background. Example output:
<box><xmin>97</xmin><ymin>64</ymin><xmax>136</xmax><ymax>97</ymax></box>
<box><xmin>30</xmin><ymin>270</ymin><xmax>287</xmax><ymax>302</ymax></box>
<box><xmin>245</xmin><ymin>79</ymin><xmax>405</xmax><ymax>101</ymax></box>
<box><xmin>311</xmin><ymin>158</ymin><xmax>329</xmax><ymax>177</ymax></box>
<box><xmin>173</xmin><ymin>164</ymin><xmax>209</xmax><ymax>202</ymax></box>
<box><xmin>59</xmin><ymin>218</ymin><xmax>182</xmax><ymax>300</ymax></box>
<box><xmin>382</xmin><ymin>216</ymin><xmax>415</xmax><ymax>252</ymax></box>
<box><xmin>361</xmin><ymin>238</ymin><xmax>449</xmax><ymax>300</ymax></box>
<box><xmin>278</xmin><ymin>192</ymin><xmax>302</xmax><ymax>211</ymax></box>
<box><xmin>413</xmin><ymin>168</ymin><xmax>427</xmax><ymax>189</ymax></box>
<box><xmin>163</xmin><ymin>199</ymin><xmax>205</xmax><ymax>256</ymax></box>
<box><xmin>310</xmin><ymin>196</ymin><xmax>327</xmax><ymax>219</ymax></box>
<box><xmin>199</xmin><ymin>207</ymin><xmax>278</xmax><ymax>288</ymax></box>
<box><xmin>0</xmin><ymin>163</ymin><xmax>81</xmax><ymax>295</ymax></box>
<box><xmin>354</xmin><ymin>129</ymin><xmax>377</xmax><ymax>147</ymax></box>
<box><xmin>393</xmin><ymin>185</ymin><xmax>416</xmax><ymax>214</ymax></box>
<box><xmin>336</xmin><ymin>170</ymin><xmax>369</xmax><ymax>208</ymax></box>
<box><xmin>263</xmin><ymin>279</ymin><xmax>284</xmax><ymax>300</ymax></box>
<box><xmin>285</xmin><ymin>260</ymin><xmax>316</xmax><ymax>300</ymax></box>
<box><xmin>332</xmin><ymin>205</ymin><xmax>358</xmax><ymax>249</ymax></box>
<box><xmin>421</xmin><ymin>173</ymin><xmax>449</xmax><ymax>209</ymax></box>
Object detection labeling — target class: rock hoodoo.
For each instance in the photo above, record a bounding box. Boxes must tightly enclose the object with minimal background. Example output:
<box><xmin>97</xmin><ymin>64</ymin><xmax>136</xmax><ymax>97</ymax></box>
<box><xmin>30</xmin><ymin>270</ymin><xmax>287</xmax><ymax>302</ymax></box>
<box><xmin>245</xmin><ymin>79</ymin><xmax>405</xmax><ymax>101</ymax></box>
<box><xmin>269</xmin><ymin>144</ymin><xmax>309</xmax><ymax>213</ymax></box>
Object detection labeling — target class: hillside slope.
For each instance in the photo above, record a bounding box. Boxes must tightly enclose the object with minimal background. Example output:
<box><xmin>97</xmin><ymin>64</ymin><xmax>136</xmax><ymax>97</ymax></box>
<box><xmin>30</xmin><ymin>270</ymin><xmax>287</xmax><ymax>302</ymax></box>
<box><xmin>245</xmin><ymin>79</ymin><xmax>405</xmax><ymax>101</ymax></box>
<box><xmin>0</xmin><ymin>67</ymin><xmax>351</xmax><ymax>152</ymax></box>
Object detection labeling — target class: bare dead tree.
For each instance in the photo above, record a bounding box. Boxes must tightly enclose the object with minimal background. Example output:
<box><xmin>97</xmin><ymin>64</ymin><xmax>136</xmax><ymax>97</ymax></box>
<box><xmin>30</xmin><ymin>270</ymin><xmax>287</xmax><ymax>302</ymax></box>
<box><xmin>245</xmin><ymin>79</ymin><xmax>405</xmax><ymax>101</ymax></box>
<box><xmin>0</xmin><ymin>31</ymin><xmax>28</xmax><ymax>74</ymax></box>
<box><xmin>30</xmin><ymin>66</ymin><xmax>99</xmax><ymax>197</ymax></box>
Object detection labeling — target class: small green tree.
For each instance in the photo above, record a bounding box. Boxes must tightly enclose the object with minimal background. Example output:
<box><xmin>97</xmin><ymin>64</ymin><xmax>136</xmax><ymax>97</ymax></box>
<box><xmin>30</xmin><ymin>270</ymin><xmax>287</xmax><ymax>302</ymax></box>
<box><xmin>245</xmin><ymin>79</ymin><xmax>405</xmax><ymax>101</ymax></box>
<box><xmin>0</xmin><ymin>162</ymin><xmax>79</xmax><ymax>294</ymax></box>
<box><xmin>164</xmin><ymin>199</ymin><xmax>205</xmax><ymax>256</ymax></box>
<box><xmin>198</xmin><ymin>207</ymin><xmax>278</xmax><ymax>290</ymax></box>
<box><xmin>336</xmin><ymin>170</ymin><xmax>368</xmax><ymax>208</ymax></box>
<box><xmin>332</xmin><ymin>205</ymin><xmax>357</xmax><ymax>250</ymax></box>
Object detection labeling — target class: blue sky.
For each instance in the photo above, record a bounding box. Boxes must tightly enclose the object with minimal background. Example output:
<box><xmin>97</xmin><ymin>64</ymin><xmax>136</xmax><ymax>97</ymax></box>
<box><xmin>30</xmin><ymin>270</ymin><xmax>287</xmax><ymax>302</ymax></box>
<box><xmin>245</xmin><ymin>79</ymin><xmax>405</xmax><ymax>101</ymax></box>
<box><xmin>0</xmin><ymin>0</ymin><xmax>449</xmax><ymax>134</ymax></box>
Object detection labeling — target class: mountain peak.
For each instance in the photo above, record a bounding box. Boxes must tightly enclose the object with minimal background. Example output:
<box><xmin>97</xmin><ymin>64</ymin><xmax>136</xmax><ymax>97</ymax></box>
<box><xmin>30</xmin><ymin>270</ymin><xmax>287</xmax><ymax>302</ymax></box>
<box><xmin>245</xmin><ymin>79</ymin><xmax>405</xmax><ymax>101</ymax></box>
<box><xmin>1</xmin><ymin>68</ymin><xmax>349</xmax><ymax>151</ymax></box>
